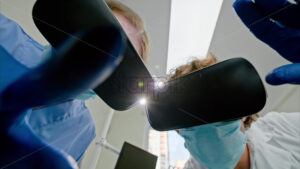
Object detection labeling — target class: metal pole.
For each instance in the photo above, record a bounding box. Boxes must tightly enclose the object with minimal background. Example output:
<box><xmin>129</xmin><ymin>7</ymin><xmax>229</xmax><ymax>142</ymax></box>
<box><xmin>96</xmin><ymin>141</ymin><xmax>120</xmax><ymax>155</ymax></box>
<box><xmin>89</xmin><ymin>108</ymin><xmax>115</xmax><ymax>169</ymax></box>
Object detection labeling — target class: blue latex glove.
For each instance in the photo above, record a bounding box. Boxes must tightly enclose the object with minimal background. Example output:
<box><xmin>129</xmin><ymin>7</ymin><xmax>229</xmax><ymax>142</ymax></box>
<box><xmin>233</xmin><ymin>0</ymin><xmax>300</xmax><ymax>85</ymax></box>
<box><xmin>41</xmin><ymin>45</ymin><xmax>97</xmax><ymax>101</ymax></box>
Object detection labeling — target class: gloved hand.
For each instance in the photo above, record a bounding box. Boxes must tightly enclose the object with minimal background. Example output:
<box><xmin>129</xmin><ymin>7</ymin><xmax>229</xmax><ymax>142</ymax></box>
<box><xmin>0</xmin><ymin>24</ymin><xmax>125</xmax><ymax>168</ymax></box>
<box><xmin>38</xmin><ymin>45</ymin><xmax>98</xmax><ymax>101</ymax></box>
<box><xmin>233</xmin><ymin>0</ymin><xmax>300</xmax><ymax>85</ymax></box>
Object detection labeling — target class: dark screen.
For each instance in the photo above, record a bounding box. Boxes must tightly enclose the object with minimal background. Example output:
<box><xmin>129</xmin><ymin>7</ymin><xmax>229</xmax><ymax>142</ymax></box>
<box><xmin>115</xmin><ymin>142</ymin><xmax>157</xmax><ymax>169</ymax></box>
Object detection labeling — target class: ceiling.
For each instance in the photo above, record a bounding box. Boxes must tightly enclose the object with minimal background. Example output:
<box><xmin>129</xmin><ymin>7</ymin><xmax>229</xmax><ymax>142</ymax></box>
<box><xmin>209</xmin><ymin>0</ymin><xmax>300</xmax><ymax>114</ymax></box>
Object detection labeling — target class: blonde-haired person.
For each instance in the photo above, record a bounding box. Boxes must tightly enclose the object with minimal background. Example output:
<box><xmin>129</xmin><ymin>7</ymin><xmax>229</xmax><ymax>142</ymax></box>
<box><xmin>0</xmin><ymin>0</ymin><xmax>150</xmax><ymax>162</ymax></box>
<box><xmin>170</xmin><ymin>54</ymin><xmax>300</xmax><ymax>169</ymax></box>
<box><xmin>107</xmin><ymin>0</ymin><xmax>149</xmax><ymax>61</ymax></box>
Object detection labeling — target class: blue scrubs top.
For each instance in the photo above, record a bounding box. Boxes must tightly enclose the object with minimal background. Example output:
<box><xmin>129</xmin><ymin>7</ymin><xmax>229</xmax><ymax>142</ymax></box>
<box><xmin>0</xmin><ymin>13</ymin><xmax>96</xmax><ymax>161</ymax></box>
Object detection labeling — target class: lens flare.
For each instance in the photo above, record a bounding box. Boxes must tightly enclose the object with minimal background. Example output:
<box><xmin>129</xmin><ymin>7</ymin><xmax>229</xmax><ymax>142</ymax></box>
<box><xmin>155</xmin><ymin>81</ymin><xmax>165</xmax><ymax>89</ymax></box>
<box><xmin>139</xmin><ymin>98</ymin><xmax>147</xmax><ymax>105</ymax></box>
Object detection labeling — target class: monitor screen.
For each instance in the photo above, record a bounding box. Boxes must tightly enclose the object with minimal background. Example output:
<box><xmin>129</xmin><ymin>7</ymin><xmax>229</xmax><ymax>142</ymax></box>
<box><xmin>115</xmin><ymin>142</ymin><xmax>157</xmax><ymax>169</ymax></box>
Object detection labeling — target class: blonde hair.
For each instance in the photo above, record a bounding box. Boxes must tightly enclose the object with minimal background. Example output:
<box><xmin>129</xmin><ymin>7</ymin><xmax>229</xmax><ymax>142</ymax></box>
<box><xmin>169</xmin><ymin>53</ymin><xmax>258</xmax><ymax>129</ymax></box>
<box><xmin>107</xmin><ymin>0</ymin><xmax>150</xmax><ymax>61</ymax></box>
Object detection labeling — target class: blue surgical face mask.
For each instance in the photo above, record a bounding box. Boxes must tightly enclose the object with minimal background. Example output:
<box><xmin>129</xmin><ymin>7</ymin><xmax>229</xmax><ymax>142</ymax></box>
<box><xmin>41</xmin><ymin>45</ymin><xmax>53</xmax><ymax>63</ymax></box>
<box><xmin>76</xmin><ymin>90</ymin><xmax>97</xmax><ymax>100</ymax></box>
<box><xmin>179</xmin><ymin>120</ymin><xmax>247</xmax><ymax>169</ymax></box>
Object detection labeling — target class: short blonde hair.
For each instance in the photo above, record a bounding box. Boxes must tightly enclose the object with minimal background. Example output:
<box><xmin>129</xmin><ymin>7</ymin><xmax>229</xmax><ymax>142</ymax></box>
<box><xmin>168</xmin><ymin>53</ymin><xmax>217</xmax><ymax>81</ymax></box>
<box><xmin>168</xmin><ymin>53</ymin><xmax>258</xmax><ymax>129</ymax></box>
<box><xmin>107</xmin><ymin>0</ymin><xmax>150</xmax><ymax>61</ymax></box>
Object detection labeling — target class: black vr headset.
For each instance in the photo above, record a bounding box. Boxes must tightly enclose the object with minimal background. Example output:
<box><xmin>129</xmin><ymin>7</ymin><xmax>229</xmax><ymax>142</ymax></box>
<box><xmin>33</xmin><ymin>0</ymin><xmax>267</xmax><ymax>131</ymax></box>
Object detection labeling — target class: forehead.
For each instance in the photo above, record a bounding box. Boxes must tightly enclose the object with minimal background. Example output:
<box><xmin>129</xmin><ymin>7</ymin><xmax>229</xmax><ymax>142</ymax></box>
<box><xmin>112</xmin><ymin>10</ymin><xmax>143</xmax><ymax>56</ymax></box>
<box><xmin>112</xmin><ymin>11</ymin><xmax>138</xmax><ymax>34</ymax></box>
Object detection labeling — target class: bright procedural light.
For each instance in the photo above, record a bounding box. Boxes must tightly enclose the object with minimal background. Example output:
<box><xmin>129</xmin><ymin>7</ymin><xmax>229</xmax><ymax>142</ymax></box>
<box><xmin>155</xmin><ymin>81</ymin><xmax>165</xmax><ymax>89</ymax></box>
<box><xmin>157</xmin><ymin>81</ymin><xmax>164</xmax><ymax>88</ymax></box>
<box><xmin>139</xmin><ymin>98</ymin><xmax>147</xmax><ymax>105</ymax></box>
